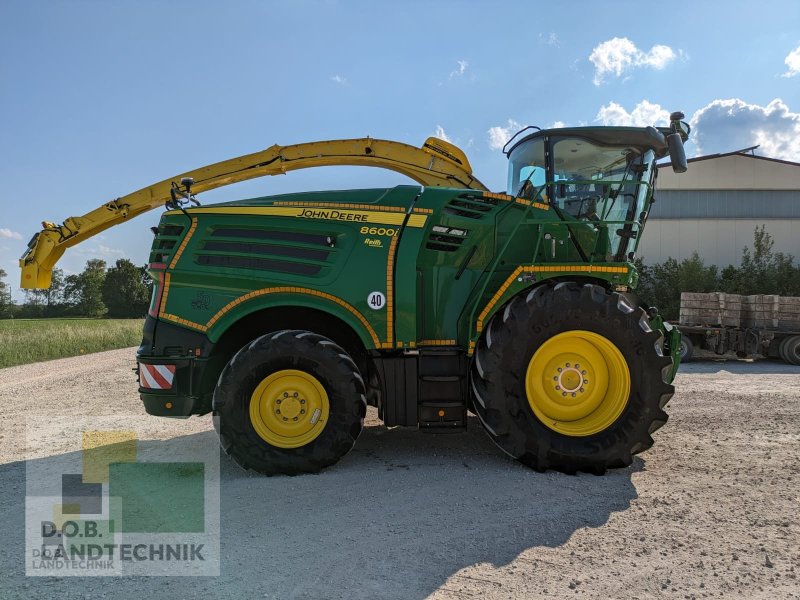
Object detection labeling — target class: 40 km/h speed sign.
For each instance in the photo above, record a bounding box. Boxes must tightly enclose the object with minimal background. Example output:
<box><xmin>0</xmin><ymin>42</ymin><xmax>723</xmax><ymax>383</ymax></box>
<box><xmin>367</xmin><ymin>291</ymin><xmax>386</xmax><ymax>310</ymax></box>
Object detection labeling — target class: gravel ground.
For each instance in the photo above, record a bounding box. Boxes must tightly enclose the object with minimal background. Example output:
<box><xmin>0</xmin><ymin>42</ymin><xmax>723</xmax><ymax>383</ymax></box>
<box><xmin>0</xmin><ymin>348</ymin><xmax>798</xmax><ymax>599</ymax></box>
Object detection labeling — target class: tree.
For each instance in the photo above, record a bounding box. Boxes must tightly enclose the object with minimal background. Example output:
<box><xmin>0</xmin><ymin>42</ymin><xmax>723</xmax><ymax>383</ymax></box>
<box><xmin>637</xmin><ymin>253</ymin><xmax>719</xmax><ymax>321</ymax></box>
<box><xmin>0</xmin><ymin>269</ymin><xmax>14</xmax><ymax>318</ymax></box>
<box><xmin>735</xmin><ymin>226</ymin><xmax>800</xmax><ymax>296</ymax></box>
<box><xmin>102</xmin><ymin>259</ymin><xmax>152</xmax><ymax>317</ymax></box>
<box><xmin>65</xmin><ymin>259</ymin><xmax>107</xmax><ymax>317</ymax></box>
<box><xmin>22</xmin><ymin>267</ymin><xmax>65</xmax><ymax>317</ymax></box>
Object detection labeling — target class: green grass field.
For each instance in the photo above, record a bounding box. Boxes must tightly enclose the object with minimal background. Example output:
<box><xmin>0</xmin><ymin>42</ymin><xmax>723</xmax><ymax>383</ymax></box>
<box><xmin>0</xmin><ymin>318</ymin><xmax>144</xmax><ymax>368</ymax></box>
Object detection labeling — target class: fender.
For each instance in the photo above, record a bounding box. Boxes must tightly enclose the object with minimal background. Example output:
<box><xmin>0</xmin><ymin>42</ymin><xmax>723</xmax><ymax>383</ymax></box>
<box><xmin>163</xmin><ymin>287</ymin><xmax>383</xmax><ymax>351</ymax></box>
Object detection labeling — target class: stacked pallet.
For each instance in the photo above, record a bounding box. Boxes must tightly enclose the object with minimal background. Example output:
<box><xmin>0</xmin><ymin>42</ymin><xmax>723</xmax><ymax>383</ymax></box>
<box><xmin>679</xmin><ymin>292</ymin><xmax>742</xmax><ymax>327</ymax></box>
<box><xmin>680</xmin><ymin>292</ymin><xmax>800</xmax><ymax>330</ymax></box>
<box><xmin>742</xmin><ymin>295</ymin><xmax>800</xmax><ymax>330</ymax></box>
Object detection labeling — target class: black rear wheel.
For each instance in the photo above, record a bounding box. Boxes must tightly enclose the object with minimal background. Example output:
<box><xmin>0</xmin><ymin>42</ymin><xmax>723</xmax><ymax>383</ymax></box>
<box><xmin>781</xmin><ymin>335</ymin><xmax>800</xmax><ymax>366</ymax></box>
<box><xmin>213</xmin><ymin>329</ymin><xmax>366</xmax><ymax>475</ymax></box>
<box><xmin>470</xmin><ymin>282</ymin><xmax>675</xmax><ymax>474</ymax></box>
<box><xmin>679</xmin><ymin>334</ymin><xmax>694</xmax><ymax>362</ymax></box>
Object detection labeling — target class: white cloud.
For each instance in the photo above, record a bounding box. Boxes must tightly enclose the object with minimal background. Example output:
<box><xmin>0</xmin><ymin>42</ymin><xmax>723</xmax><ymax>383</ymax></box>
<box><xmin>0</xmin><ymin>228</ymin><xmax>23</xmax><ymax>240</ymax></box>
<box><xmin>539</xmin><ymin>32</ymin><xmax>560</xmax><ymax>47</ymax></box>
<box><xmin>595</xmin><ymin>100</ymin><xmax>670</xmax><ymax>127</ymax></box>
<box><xmin>690</xmin><ymin>98</ymin><xmax>800</xmax><ymax>161</ymax></box>
<box><xmin>98</xmin><ymin>244</ymin><xmax>124</xmax><ymax>255</ymax></box>
<box><xmin>73</xmin><ymin>244</ymin><xmax>125</xmax><ymax>257</ymax></box>
<box><xmin>449</xmin><ymin>60</ymin><xmax>468</xmax><ymax>79</ymax></box>
<box><xmin>550</xmin><ymin>120</ymin><xmax>567</xmax><ymax>129</ymax></box>
<box><xmin>782</xmin><ymin>44</ymin><xmax>800</xmax><ymax>77</ymax></box>
<box><xmin>487</xmin><ymin>119</ymin><xmax>522</xmax><ymax>150</ymax></box>
<box><xmin>330</xmin><ymin>75</ymin><xmax>346</xmax><ymax>84</ymax></box>
<box><xmin>589</xmin><ymin>37</ymin><xmax>678</xmax><ymax>85</ymax></box>
<box><xmin>433</xmin><ymin>125</ymin><xmax>452</xmax><ymax>143</ymax></box>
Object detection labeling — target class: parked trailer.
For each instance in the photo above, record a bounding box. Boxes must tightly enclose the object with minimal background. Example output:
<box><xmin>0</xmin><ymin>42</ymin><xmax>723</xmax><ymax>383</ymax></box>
<box><xmin>676</xmin><ymin>292</ymin><xmax>800</xmax><ymax>365</ymax></box>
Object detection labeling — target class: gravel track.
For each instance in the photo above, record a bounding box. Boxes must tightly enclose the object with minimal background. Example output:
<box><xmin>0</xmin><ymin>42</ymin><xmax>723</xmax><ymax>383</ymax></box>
<box><xmin>0</xmin><ymin>348</ymin><xmax>798</xmax><ymax>599</ymax></box>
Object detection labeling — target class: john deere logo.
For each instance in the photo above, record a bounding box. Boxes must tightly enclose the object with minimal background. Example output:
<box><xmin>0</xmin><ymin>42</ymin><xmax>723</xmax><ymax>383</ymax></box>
<box><xmin>296</xmin><ymin>208</ymin><xmax>368</xmax><ymax>222</ymax></box>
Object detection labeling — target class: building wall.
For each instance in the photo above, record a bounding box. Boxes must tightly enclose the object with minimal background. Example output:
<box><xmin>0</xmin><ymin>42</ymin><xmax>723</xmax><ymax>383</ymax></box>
<box><xmin>649</xmin><ymin>190</ymin><xmax>800</xmax><ymax>219</ymax></box>
<box><xmin>640</xmin><ymin>153</ymin><xmax>800</xmax><ymax>266</ymax></box>
<box><xmin>658</xmin><ymin>154</ymin><xmax>800</xmax><ymax>190</ymax></box>
<box><xmin>637</xmin><ymin>218</ymin><xmax>800</xmax><ymax>266</ymax></box>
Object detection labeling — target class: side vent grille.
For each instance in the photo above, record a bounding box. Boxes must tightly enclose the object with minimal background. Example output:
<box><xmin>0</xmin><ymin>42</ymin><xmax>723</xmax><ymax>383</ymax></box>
<box><xmin>196</xmin><ymin>255</ymin><xmax>322</xmax><ymax>276</ymax></box>
<box><xmin>149</xmin><ymin>224</ymin><xmax>185</xmax><ymax>264</ymax></box>
<box><xmin>425</xmin><ymin>226</ymin><xmax>468</xmax><ymax>252</ymax></box>
<box><xmin>194</xmin><ymin>227</ymin><xmax>334</xmax><ymax>277</ymax></box>
<box><xmin>202</xmin><ymin>240</ymin><xmax>329</xmax><ymax>262</ymax></box>
<box><xmin>442</xmin><ymin>194</ymin><xmax>498</xmax><ymax>220</ymax></box>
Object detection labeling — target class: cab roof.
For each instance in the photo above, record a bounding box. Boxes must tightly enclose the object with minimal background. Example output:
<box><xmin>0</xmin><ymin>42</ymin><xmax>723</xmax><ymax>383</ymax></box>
<box><xmin>505</xmin><ymin>126</ymin><xmax>673</xmax><ymax>159</ymax></box>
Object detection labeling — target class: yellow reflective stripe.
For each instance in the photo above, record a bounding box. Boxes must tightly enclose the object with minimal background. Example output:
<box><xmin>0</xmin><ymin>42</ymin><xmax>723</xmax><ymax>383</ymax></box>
<box><xmin>475</xmin><ymin>265</ymin><xmax>629</xmax><ymax>333</ymax></box>
<box><xmin>481</xmin><ymin>191</ymin><xmax>549</xmax><ymax>211</ymax></box>
<box><xmin>386</xmin><ymin>234</ymin><xmax>398</xmax><ymax>344</ymax></box>
<box><xmin>160</xmin><ymin>287</ymin><xmax>380</xmax><ymax>347</ymax></box>
<box><xmin>168</xmin><ymin>218</ymin><xmax>197</xmax><ymax>269</ymax></box>
<box><xmin>172</xmin><ymin>206</ymin><xmax>428</xmax><ymax>227</ymax></box>
<box><xmin>271</xmin><ymin>201</ymin><xmax>433</xmax><ymax>215</ymax></box>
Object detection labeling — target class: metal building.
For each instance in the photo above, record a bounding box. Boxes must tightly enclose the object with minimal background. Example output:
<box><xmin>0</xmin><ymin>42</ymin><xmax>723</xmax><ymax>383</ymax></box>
<box><xmin>639</xmin><ymin>147</ymin><xmax>800</xmax><ymax>266</ymax></box>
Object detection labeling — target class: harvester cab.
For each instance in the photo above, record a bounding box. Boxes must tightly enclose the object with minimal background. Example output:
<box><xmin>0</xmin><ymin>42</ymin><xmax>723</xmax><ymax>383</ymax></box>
<box><xmin>20</xmin><ymin>114</ymin><xmax>690</xmax><ymax>477</ymax></box>
<box><xmin>503</xmin><ymin>112</ymin><xmax>689</xmax><ymax>266</ymax></box>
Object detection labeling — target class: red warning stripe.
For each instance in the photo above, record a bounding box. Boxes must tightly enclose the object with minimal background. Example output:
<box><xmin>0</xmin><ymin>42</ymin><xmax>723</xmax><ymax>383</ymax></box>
<box><xmin>139</xmin><ymin>364</ymin><xmax>176</xmax><ymax>390</ymax></box>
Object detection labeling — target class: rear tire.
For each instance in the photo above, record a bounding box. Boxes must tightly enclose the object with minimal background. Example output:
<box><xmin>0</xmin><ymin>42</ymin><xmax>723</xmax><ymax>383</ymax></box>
<box><xmin>470</xmin><ymin>282</ymin><xmax>674</xmax><ymax>474</ymax></box>
<box><xmin>679</xmin><ymin>334</ymin><xmax>694</xmax><ymax>362</ymax></box>
<box><xmin>782</xmin><ymin>335</ymin><xmax>800</xmax><ymax>366</ymax></box>
<box><xmin>213</xmin><ymin>330</ymin><xmax>366</xmax><ymax>475</ymax></box>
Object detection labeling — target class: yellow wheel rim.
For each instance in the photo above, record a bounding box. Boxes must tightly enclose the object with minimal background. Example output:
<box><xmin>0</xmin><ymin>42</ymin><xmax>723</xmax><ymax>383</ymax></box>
<box><xmin>525</xmin><ymin>330</ymin><xmax>630</xmax><ymax>437</ymax></box>
<box><xmin>248</xmin><ymin>369</ymin><xmax>330</xmax><ymax>449</ymax></box>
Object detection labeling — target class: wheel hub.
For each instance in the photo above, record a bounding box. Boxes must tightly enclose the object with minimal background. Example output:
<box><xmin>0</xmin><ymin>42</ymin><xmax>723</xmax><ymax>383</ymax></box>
<box><xmin>556</xmin><ymin>365</ymin><xmax>585</xmax><ymax>394</ymax></box>
<box><xmin>526</xmin><ymin>330</ymin><xmax>631</xmax><ymax>436</ymax></box>
<box><xmin>249</xmin><ymin>369</ymin><xmax>329</xmax><ymax>448</ymax></box>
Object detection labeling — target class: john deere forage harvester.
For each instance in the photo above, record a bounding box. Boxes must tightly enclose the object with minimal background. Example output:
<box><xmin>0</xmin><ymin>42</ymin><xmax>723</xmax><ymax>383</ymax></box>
<box><xmin>21</xmin><ymin>113</ymin><xmax>690</xmax><ymax>474</ymax></box>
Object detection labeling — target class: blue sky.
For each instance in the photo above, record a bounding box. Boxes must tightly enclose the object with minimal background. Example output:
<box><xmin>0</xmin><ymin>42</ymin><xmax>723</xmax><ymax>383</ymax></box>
<box><xmin>2</xmin><ymin>0</ymin><xmax>799</xmax><ymax>299</ymax></box>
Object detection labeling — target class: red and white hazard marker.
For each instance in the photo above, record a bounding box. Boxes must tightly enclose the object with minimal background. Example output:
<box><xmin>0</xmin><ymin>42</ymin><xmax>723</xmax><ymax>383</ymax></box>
<box><xmin>139</xmin><ymin>364</ymin><xmax>176</xmax><ymax>390</ymax></box>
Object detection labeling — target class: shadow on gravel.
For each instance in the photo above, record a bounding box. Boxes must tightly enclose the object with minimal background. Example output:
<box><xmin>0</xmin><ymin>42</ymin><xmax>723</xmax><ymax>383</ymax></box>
<box><xmin>1</xmin><ymin>418</ymin><xmax>642</xmax><ymax>600</ymax></box>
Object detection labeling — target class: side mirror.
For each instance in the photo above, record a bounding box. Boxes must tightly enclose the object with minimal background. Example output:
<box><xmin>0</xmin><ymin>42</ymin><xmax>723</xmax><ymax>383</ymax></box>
<box><xmin>667</xmin><ymin>133</ymin><xmax>687</xmax><ymax>173</ymax></box>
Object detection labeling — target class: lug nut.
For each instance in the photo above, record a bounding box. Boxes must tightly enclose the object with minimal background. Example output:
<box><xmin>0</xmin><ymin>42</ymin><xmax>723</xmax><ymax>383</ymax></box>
<box><xmin>557</xmin><ymin>367</ymin><xmax>562</xmax><ymax>372</ymax></box>
<box><xmin>300</xmin><ymin>399</ymin><xmax>305</xmax><ymax>404</ymax></box>
<box><xmin>581</xmin><ymin>370</ymin><xmax>587</xmax><ymax>375</ymax></box>
<box><xmin>555</xmin><ymin>386</ymin><xmax>561</xmax><ymax>390</ymax></box>
<box><xmin>301</xmin><ymin>409</ymin><xmax>306</xmax><ymax>414</ymax></box>
<box><xmin>293</xmin><ymin>417</ymin><xmax>298</xmax><ymax>421</ymax></box>
<box><xmin>575</xmin><ymin>364</ymin><xmax>580</xmax><ymax>369</ymax></box>
<box><xmin>293</xmin><ymin>392</ymin><xmax>298</xmax><ymax>397</ymax></box>
<box><xmin>283</xmin><ymin>417</ymin><xmax>288</xmax><ymax>421</ymax></box>
<box><xmin>562</xmin><ymin>392</ymin><xmax>567</xmax><ymax>397</ymax></box>
<box><xmin>277</xmin><ymin>399</ymin><xmax>282</xmax><ymax>404</ymax></box>
<box><xmin>579</xmin><ymin>388</ymin><xmax>584</xmax><ymax>393</ymax></box>
<box><xmin>584</xmin><ymin>379</ymin><xmax>589</xmax><ymax>384</ymax></box>
<box><xmin>553</xmin><ymin>376</ymin><xmax>558</xmax><ymax>381</ymax></box>
<box><xmin>566</xmin><ymin>362</ymin><xmax>570</xmax><ymax>367</ymax></box>
<box><xmin>284</xmin><ymin>392</ymin><xmax>288</xmax><ymax>398</ymax></box>
<box><xmin>276</xmin><ymin>409</ymin><xmax>281</xmax><ymax>414</ymax></box>
<box><xmin>571</xmin><ymin>393</ymin><xmax>576</xmax><ymax>397</ymax></box>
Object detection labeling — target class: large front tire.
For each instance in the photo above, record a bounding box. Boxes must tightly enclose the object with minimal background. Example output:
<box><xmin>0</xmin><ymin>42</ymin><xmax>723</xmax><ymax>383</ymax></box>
<box><xmin>213</xmin><ymin>330</ymin><xmax>366</xmax><ymax>475</ymax></box>
<box><xmin>470</xmin><ymin>282</ymin><xmax>675</xmax><ymax>474</ymax></box>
